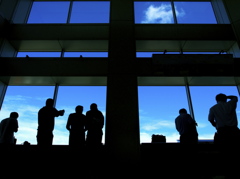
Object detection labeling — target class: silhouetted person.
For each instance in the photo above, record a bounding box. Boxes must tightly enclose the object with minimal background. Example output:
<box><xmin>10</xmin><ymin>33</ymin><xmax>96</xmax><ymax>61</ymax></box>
<box><xmin>175</xmin><ymin>108</ymin><xmax>198</xmax><ymax>144</ymax></box>
<box><xmin>37</xmin><ymin>98</ymin><xmax>65</xmax><ymax>146</ymax></box>
<box><xmin>0</xmin><ymin>112</ymin><xmax>19</xmax><ymax>145</ymax></box>
<box><xmin>85</xmin><ymin>103</ymin><xmax>104</xmax><ymax>147</ymax></box>
<box><xmin>208</xmin><ymin>93</ymin><xmax>240</xmax><ymax>144</ymax></box>
<box><xmin>66</xmin><ymin>105</ymin><xmax>87</xmax><ymax>147</ymax></box>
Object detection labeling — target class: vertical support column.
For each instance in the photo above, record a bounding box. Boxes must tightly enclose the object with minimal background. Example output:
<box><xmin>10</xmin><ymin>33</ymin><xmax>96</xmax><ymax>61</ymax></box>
<box><xmin>184</xmin><ymin>77</ymin><xmax>195</xmax><ymax>121</ymax></box>
<box><xmin>236</xmin><ymin>85</ymin><xmax>240</xmax><ymax>97</ymax></box>
<box><xmin>222</xmin><ymin>1</ymin><xmax>240</xmax><ymax>52</ymax></box>
<box><xmin>234</xmin><ymin>77</ymin><xmax>240</xmax><ymax>96</ymax></box>
<box><xmin>0</xmin><ymin>81</ymin><xmax>7</xmax><ymax>111</ymax></box>
<box><xmin>211</xmin><ymin>0</ymin><xmax>230</xmax><ymax>24</ymax></box>
<box><xmin>105</xmin><ymin>0</ymin><xmax>140</xmax><ymax>166</ymax></box>
<box><xmin>53</xmin><ymin>83</ymin><xmax>59</xmax><ymax>108</ymax></box>
<box><xmin>0</xmin><ymin>0</ymin><xmax>29</xmax><ymax>57</ymax></box>
<box><xmin>11</xmin><ymin>0</ymin><xmax>33</xmax><ymax>23</ymax></box>
<box><xmin>171</xmin><ymin>1</ymin><xmax>178</xmax><ymax>24</ymax></box>
<box><xmin>66</xmin><ymin>0</ymin><xmax>73</xmax><ymax>24</ymax></box>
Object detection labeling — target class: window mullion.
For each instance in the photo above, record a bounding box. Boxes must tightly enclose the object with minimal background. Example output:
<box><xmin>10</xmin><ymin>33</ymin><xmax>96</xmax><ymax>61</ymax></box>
<box><xmin>66</xmin><ymin>1</ymin><xmax>73</xmax><ymax>23</ymax></box>
<box><xmin>184</xmin><ymin>77</ymin><xmax>195</xmax><ymax>121</ymax></box>
<box><xmin>53</xmin><ymin>83</ymin><xmax>59</xmax><ymax>108</ymax></box>
<box><xmin>171</xmin><ymin>1</ymin><xmax>178</xmax><ymax>24</ymax></box>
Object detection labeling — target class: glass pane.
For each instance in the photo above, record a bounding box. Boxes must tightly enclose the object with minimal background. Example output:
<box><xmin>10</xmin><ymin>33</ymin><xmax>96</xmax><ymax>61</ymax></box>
<box><xmin>0</xmin><ymin>86</ymin><xmax>55</xmax><ymax>144</ymax></box>
<box><xmin>55</xmin><ymin>86</ymin><xmax>106</xmax><ymax>145</ymax></box>
<box><xmin>190</xmin><ymin>86</ymin><xmax>240</xmax><ymax>141</ymax></box>
<box><xmin>70</xmin><ymin>1</ymin><xmax>110</xmax><ymax>23</ymax></box>
<box><xmin>137</xmin><ymin>52</ymin><xmax>180</xmax><ymax>57</ymax></box>
<box><xmin>183</xmin><ymin>52</ymin><xmax>227</xmax><ymax>54</ymax></box>
<box><xmin>174</xmin><ymin>2</ymin><xmax>217</xmax><ymax>24</ymax></box>
<box><xmin>64</xmin><ymin>52</ymin><xmax>108</xmax><ymax>57</ymax></box>
<box><xmin>27</xmin><ymin>1</ymin><xmax>70</xmax><ymax>23</ymax></box>
<box><xmin>134</xmin><ymin>2</ymin><xmax>174</xmax><ymax>24</ymax></box>
<box><xmin>17</xmin><ymin>52</ymin><xmax>61</xmax><ymax>57</ymax></box>
<box><xmin>138</xmin><ymin>86</ymin><xmax>188</xmax><ymax>143</ymax></box>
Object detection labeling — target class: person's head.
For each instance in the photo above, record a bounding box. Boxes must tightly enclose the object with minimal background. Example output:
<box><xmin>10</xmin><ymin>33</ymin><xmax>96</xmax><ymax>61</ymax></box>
<box><xmin>90</xmin><ymin>103</ymin><xmax>98</xmax><ymax>110</ymax></box>
<box><xmin>10</xmin><ymin>112</ymin><xmax>19</xmax><ymax>119</ymax></box>
<box><xmin>215</xmin><ymin>93</ymin><xmax>227</xmax><ymax>103</ymax></box>
<box><xmin>46</xmin><ymin>98</ymin><xmax>54</xmax><ymax>107</ymax></box>
<box><xmin>75</xmin><ymin>105</ymin><xmax>83</xmax><ymax>113</ymax></box>
<box><xmin>179</xmin><ymin>108</ymin><xmax>187</xmax><ymax>114</ymax></box>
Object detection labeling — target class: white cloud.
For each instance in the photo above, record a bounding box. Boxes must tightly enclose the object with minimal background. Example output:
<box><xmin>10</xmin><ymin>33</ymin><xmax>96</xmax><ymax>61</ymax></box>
<box><xmin>15</xmin><ymin>124</ymin><xmax>38</xmax><ymax>144</ymax></box>
<box><xmin>141</xmin><ymin>120</ymin><xmax>175</xmax><ymax>131</ymax></box>
<box><xmin>140</xmin><ymin>132</ymin><xmax>151</xmax><ymax>143</ymax></box>
<box><xmin>196</xmin><ymin>122</ymin><xmax>208</xmax><ymax>128</ymax></box>
<box><xmin>166</xmin><ymin>133</ymin><xmax>179</xmax><ymax>143</ymax></box>
<box><xmin>3</xmin><ymin>95</ymin><xmax>29</xmax><ymax>102</ymax></box>
<box><xmin>198</xmin><ymin>133</ymin><xmax>214</xmax><ymax>140</ymax></box>
<box><xmin>141</xmin><ymin>4</ymin><xmax>185</xmax><ymax>24</ymax></box>
<box><xmin>53</xmin><ymin>129</ymin><xmax>69</xmax><ymax>145</ymax></box>
<box><xmin>55</xmin><ymin>117</ymin><xmax>67</xmax><ymax>127</ymax></box>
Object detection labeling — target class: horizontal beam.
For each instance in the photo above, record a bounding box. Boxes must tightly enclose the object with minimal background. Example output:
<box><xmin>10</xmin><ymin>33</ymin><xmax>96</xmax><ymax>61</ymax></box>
<box><xmin>2</xmin><ymin>24</ymin><xmax>235</xmax><ymax>52</ymax></box>
<box><xmin>4</xmin><ymin>24</ymin><xmax>110</xmax><ymax>40</ymax></box>
<box><xmin>0</xmin><ymin>55</ymin><xmax>240</xmax><ymax>86</ymax></box>
<box><xmin>0</xmin><ymin>55</ymin><xmax>239</xmax><ymax>76</ymax></box>
<box><xmin>135</xmin><ymin>24</ymin><xmax>235</xmax><ymax>41</ymax></box>
<box><xmin>4</xmin><ymin>24</ymin><xmax>235</xmax><ymax>41</ymax></box>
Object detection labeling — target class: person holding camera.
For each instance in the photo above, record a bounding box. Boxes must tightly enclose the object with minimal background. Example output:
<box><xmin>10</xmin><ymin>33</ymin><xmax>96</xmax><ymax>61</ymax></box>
<box><xmin>37</xmin><ymin>98</ymin><xmax>65</xmax><ymax>146</ymax></box>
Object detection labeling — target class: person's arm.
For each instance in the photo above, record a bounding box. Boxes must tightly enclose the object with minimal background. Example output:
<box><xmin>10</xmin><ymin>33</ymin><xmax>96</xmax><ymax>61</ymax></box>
<box><xmin>54</xmin><ymin>108</ymin><xmax>65</xmax><ymax>117</ymax></box>
<box><xmin>227</xmin><ymin>95</ymin><xmax>238</xmax><ymax>102</ymax></box>
<box><xmin>66</xmin><ymin>114</ymin><xmax>71</xmax><ymax>131</ymax></box>
<box><xmin>227</xmin><ymin>95</ymin><xmax>238</xmax><ymax>109</ymax></box>
<box><xmin>13</xmin><ymin>119</ymin><xmax>18</xmax><ymax>132</ymax></box>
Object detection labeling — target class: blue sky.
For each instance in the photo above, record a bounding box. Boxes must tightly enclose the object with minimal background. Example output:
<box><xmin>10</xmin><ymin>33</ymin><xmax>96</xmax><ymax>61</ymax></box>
<box><xmin>1</xmin><ymin>1</ymin><xmax>236</xmax><ymax>145</ymax></box>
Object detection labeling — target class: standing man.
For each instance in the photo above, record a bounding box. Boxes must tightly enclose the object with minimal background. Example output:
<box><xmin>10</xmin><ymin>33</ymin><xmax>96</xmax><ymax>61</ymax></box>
<box><xmin>175</xmin><ymin>108</ymin><xmax>198</xmax><ymax>144</ymax></box>
<box><xmin>0</xmin><ymin>112</ymin><xmax>19</xmax><ymax>145</ymax></box>
<box><xmin>208</xmin><ymin>93</ymin><xmax>240</xmax><ymax>144</ymax></box>
<box><xmin>37</xmin><ymin>98</ymin><xmax>65</xmax><ymax>146</ymax></box>
<box><xmin>85</xmin><ymin>103</ymin><xmax>104</xmax><ymax>147</ymax></box>
<box><xmin>66</xmin><ymin>105</ymin><xmax>87</xmax><ymax>147</ymax></box>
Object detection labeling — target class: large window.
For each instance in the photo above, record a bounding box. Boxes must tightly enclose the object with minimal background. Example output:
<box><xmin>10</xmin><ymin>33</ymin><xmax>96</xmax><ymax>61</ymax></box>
<box><xmin>27</xmin><ymin>1</ymin><xmax>110</xmax><ymax>24</ymax></box>
<box><xmin>1</xmin><ymin>85</ymin><xmax>239</xmax><ymax>144</ymax></box>
<box><xmin>190</xmin><ymin>86</ymin><xmax>240</xmax><ymax>141</ymax></box>
<box><xmin>0</xmin><ymin>85</ymin><xmax>106</xmax><ymax>145</ymax></box>
<box><xmin>135</xmin><ymin>2</ymin><xmax>174</xmax><ymax>24</ymax></box>
<box><xmin>17</xmin><ymin>52</ymin><xmax>108</xmax><ymax>58</ymax></box>
<box><xmin>70</xmin><ymin>1</ymin><xmax>110</xmax><ymax>23</ymax></box>
<box><xmin>136</xmin><ymin>52</ymin><xmax>227</xmax><ymax>57</ymax></box>
<box><xmin>174</xmin><ymin>2</ymin><xmax>217</xmax><ymax>24</ymax></box>
<box><xmin>135</xmin><ymin>1</ymin><xmax>217</xmax><ymax>24</ymax></box>
<box><xmin>138</xmin><ymin>85</ymin><xmax>240</xmax><ymax>143</ymax></box>
<box><xmin>0</xmin><ymin>86</ymin><xmax>55</xmax><ymax>144</ymax></box>
<box><xmin>64</xmin><ymin>52</ymin><xmax>108</xmax><ymax>57</ymax></box>
<box><xmin>17</xmin><ymin>52</ymin><xmax>62</xmax><ymax>57</ymax></box>
<box><xmin>137</xmin><ymin>51</ymin><xmax>181</xmax><ymax>57</ymax></box>
<box><xmin>27</xmin><ymin>1</ymin><xmax>70</xmax><ymax>23</ymax></box>
<box><xmin>55</xmin><ymin>86</ymin><xmax>107</xmax><ymax>144</ymax></box>
<box><xmin>138</xmin><ymin>86</ymin><xmax>188</xmax><ymax>143</ymax></box>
